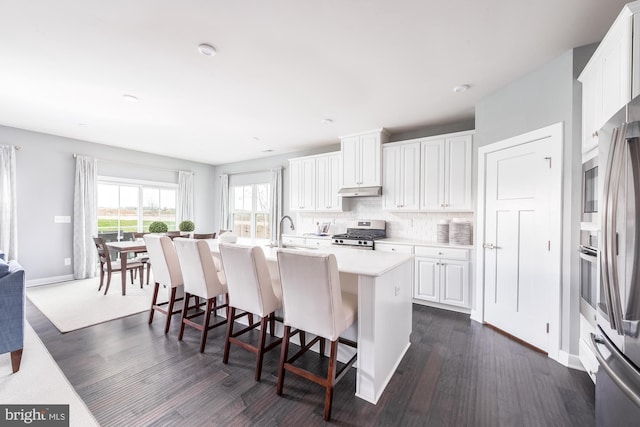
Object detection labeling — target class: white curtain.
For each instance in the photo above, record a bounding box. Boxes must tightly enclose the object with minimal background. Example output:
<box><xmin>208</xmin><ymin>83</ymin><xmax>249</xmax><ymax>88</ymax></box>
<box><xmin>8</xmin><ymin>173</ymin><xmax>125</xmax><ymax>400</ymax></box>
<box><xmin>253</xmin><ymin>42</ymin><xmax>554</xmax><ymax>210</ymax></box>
<box><xmin>219</xmin><ymin>174</ymin><xmax>229</xmax><ymax>231</ymax></box>
<box><xmin>0</xmin><ymin>146</ymin><xmax>18</xmax><ymax>260</ymax></box>
<box><xmin>176</xmin><ymin>171</ymin><xmax>194</xmax><ymax>225</ymax></box>
<box><xmin>269</xmin><ymin>167</ymin><xmax>282</xmax><ymax>240</ymax></box>
<box><xmin>73</xmin><ymin>156</ymin><xmax>97</xmax><ymax>279</ymax></box>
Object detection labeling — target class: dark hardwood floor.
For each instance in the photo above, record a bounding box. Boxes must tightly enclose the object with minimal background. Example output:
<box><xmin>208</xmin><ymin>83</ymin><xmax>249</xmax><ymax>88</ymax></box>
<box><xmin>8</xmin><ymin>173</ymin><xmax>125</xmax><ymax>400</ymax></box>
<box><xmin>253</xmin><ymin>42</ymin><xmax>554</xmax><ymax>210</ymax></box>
<box><xmin>26</xmin><ymin>300</ymin><xmax>595</xmax><ymax>426</ymax></box>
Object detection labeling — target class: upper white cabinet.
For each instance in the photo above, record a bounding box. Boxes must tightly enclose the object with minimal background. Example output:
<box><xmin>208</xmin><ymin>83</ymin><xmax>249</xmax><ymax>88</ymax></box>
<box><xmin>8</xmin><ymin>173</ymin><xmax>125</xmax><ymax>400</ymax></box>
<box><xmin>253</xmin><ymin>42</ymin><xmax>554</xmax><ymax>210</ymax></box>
<box><xmin>382</xmin><ymin>141</ymin><xmax>420</xmax><ymax>210</ymax></box>
<box><xmin>579</xmin><ymin>2</ymin><xmax>639</xmax><ymax>155</ymax></box>
<box><xmin>420</xmin><ymin>132</ymin><xmax>473</xmax><ymax>211</ymax></box>
<box><xmin>289</xmin><ymin>157</ymin><xmax>316</xmax><ymax>211</ymax></box>
<box><xmin>316</xmin><ymin>152</ymin><xmax>345</xmax><ymax>211</ymax></box>
<box><xmin>341</xmin><ymin>129</ymin><xmax>389</xmax><ymax>188</ymax></box>
<box><xmin>289</xmin><ymin>152</ymin><xmax>345</xmax><ymax>212</ymax></box>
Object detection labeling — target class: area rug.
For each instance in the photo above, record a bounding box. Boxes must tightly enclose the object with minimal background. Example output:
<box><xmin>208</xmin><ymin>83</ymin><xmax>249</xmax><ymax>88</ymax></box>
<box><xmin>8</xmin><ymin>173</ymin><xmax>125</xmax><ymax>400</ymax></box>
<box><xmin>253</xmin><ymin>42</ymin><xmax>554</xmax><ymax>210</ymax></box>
<box><xmin>0</xmin><ymin>322</ymin><xmax>100</xmax><ymax>426</ymax></box>
<box><xmin>26</xmin><ymin>275</ymin><xmax>167</xmax><ymax>333</ymax></box>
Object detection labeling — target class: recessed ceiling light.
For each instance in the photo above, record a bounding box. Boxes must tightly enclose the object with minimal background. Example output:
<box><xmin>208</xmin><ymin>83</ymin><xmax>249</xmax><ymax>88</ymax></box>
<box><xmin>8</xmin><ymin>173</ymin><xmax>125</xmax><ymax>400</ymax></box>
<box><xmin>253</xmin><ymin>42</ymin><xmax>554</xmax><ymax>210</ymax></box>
<box><xmin>322</xmin><ymin>118</ymin><xmax>333</xmax><ymax>125</ymax></box>
<box><xmin>252</xmin><ymin>136</ymin><xmax>261</xmax><ymax>142</ymax></box>
<box><xmin>453</xmin><ymin>84</ymin><xmax>470</xmax><ymax>93</ymax></box>
<box><xmin>198</xmin><ymin>43</ymin><xmax>217</xmax><ymax>56</ymax></box>
<box><xmin>78</xmin><ymin>123</ymin><xmax>87</xmax><ymax>127</ymax></box>
<box><xmin>262</xmin><ymin>149</ymin><xmax>274</xmax><ymax>153</ymax></box>
<box><xmin>123</xmin><ymin>94</ymin><xmax>139</xmax><ymax>102</ymax></box>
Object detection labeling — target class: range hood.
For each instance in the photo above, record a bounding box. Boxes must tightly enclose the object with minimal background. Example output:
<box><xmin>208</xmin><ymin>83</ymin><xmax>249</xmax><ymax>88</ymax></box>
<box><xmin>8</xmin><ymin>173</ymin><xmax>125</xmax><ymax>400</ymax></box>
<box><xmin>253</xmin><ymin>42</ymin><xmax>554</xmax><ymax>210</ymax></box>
<box><xmin>338</xmin><ymin>186</ymin><xmax>382</xmax><ymax>197</ymax></box>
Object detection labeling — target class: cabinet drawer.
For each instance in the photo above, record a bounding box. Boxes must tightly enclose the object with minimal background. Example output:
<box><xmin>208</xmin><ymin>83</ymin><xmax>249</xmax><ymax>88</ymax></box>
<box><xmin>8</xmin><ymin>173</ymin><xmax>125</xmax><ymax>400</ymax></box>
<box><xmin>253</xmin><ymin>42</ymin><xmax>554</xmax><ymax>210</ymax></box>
<box><xmin>305</xmin><ymin>238</ymin><xmax>332</xmax><ymax>247</ymax></box>
<box><xmin>282</xmin><ymin>236</ymin><xmax>305</xmax><ymax>245</ymax></box>
<box><xmin>414</xmin><ymin>246</ymin><xmax>468</xmax><ymax>260</ymax></box>
<box><xmin>375</xmin><ymin>243</ymin><xmax>414</xmax><ymax>254</ymax></box>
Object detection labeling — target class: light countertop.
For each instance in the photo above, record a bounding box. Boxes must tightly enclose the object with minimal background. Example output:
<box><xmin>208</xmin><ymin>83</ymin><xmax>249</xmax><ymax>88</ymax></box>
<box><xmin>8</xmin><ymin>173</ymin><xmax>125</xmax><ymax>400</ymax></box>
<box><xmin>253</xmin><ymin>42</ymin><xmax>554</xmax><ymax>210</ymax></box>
<box><xmin>207</xmin><ymin>238</ymin><xmax>413</xmax><ymax>277</ymax></box>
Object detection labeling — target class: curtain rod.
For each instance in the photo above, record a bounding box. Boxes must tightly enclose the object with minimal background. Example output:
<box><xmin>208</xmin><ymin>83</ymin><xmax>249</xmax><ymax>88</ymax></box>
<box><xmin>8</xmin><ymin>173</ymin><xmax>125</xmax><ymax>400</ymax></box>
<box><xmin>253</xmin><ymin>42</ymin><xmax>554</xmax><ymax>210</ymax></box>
<box><xmin>219</xmin><ymin>165</ymin><xmax>283</xmax><ymax>178</ymax></box>
<box><xmin>72</xmin><ymin>153</ymin><xmax>194</xmax><ymax>175</ymax></box>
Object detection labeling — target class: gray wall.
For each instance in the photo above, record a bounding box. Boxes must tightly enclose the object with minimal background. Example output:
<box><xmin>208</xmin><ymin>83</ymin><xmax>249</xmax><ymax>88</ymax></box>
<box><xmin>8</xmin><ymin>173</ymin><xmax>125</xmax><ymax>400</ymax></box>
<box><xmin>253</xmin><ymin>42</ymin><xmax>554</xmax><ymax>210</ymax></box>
<box><xmin>1</xmin><ymin>125</ymin><xmax>217</xmax><ymax>283</ymax></box>
<box><xmin>474</xmin><ymin>44</ymin><xmax>597</xmax><ymax>357</ymax></box>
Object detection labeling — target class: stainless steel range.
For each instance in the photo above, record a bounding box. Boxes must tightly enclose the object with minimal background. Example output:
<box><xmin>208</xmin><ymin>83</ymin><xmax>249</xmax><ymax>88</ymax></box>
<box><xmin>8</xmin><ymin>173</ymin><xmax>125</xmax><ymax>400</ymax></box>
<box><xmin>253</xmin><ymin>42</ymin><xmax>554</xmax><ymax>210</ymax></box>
<box><xmin>332</xmin><ymin>220</ymin><xmax>386</xmax><ymax>250</ymax></box>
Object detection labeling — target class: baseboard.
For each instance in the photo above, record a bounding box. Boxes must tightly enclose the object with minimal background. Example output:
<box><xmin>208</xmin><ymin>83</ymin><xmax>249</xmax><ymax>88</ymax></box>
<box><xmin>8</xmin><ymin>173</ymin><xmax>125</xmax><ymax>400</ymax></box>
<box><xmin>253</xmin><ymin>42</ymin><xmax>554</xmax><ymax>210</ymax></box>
<box><xmin>26</xmin><ymin>274</ymin><xmax>75</xmax><ymax>287</ymax></box>
<box><xmin>558</xmin><ymin>350</ymin><xmax>584</xmax><ymax>371</ymax></box>
<box><xmin>412</xmin><ymin>299</ymin><xmax>471</xmax><ymax>315</ymax></box>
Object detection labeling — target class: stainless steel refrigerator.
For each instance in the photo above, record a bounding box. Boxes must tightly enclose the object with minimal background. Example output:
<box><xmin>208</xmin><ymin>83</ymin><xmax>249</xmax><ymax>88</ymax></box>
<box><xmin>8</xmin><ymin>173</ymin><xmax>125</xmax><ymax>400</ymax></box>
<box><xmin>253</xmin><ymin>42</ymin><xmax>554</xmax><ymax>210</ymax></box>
<box><xmin>594</xmin><ymin>104</ymin><xmax>640</xmax><ymax>426</ymax></box>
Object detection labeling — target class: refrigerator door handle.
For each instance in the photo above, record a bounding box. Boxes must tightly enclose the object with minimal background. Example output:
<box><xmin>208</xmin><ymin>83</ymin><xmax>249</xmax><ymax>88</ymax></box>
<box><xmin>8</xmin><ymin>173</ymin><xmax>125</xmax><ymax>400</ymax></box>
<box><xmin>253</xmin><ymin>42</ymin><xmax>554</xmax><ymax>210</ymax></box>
<box><xmin>591</xmin><ymin>331</ymin><xmax>640</xmax><ymax>408</ymax></box>
<box><xmin>602</xmin><ymin>126</ymin><xmax>622</xmax><ymax>333</ymax></box>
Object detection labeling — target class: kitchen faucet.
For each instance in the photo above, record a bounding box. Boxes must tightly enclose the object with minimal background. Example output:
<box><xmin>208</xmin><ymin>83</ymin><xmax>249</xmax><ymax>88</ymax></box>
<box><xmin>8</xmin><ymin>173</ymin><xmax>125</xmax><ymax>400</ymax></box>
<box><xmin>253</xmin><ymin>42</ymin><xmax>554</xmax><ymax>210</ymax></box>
<box><xmin>278</xmin><ymin>215</ymin><xmax>295</xmax><ymax>248</ymax></box>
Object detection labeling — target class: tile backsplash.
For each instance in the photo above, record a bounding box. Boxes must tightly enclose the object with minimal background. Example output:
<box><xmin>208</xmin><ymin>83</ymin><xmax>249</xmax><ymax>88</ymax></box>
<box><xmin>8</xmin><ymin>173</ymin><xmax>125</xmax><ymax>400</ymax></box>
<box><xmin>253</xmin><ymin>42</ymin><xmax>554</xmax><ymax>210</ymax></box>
<box><xmin>294</xmin><ymin>197</ymin><xmax>474</xmax><ymax>241</ymax></box>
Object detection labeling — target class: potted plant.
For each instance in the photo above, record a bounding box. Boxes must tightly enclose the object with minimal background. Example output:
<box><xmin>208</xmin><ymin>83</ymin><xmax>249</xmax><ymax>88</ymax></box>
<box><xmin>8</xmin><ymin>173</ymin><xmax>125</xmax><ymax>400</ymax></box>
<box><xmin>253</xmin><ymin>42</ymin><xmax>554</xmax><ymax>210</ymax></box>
<box><xmin>148</xmin><ymin>221</ymin><xmax>168</xmax><ymax>233</ymax></box>
<box><xmin>179</xmin><ymin>220</ymin><xmax>195</xmax><ymax>233</ymax></box>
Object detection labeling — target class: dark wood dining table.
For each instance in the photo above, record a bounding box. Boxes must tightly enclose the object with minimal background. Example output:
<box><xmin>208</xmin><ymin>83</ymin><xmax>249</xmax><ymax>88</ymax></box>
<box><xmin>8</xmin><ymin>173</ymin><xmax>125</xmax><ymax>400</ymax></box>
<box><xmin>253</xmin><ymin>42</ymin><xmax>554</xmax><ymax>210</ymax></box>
<box><xmin>105</xmin><ymin>240</ymin><xmax>147</xmax><ymax>296</ymax></box>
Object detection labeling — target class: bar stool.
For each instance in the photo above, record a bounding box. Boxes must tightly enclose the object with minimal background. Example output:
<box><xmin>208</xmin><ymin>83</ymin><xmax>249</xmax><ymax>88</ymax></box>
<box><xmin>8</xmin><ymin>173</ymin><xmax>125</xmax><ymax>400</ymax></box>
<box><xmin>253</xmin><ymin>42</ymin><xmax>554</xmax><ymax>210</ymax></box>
<box><xmin>218</xmin><ymin>243</ymin><xmax>283</xmax><ymax>381</ymax></box>
<box><xmin>276</xmin><ymin>249</ymin><xmax>358</xmax><ymax>421</ymax></box>
<box><xmin>174</xmin><ymin>238</ymin><xmax>229</xmax><ymax>353</ymax></box>
<box><xmin>143</xmin><ymin>234</ymin><xmax>184</xmax><ymax>334</ymax></box>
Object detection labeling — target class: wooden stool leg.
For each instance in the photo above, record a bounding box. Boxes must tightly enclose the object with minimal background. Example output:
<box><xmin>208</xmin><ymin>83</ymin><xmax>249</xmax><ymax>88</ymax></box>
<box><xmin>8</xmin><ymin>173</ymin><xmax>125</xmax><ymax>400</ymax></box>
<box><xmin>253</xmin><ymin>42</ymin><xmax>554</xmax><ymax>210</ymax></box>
<box><xmin>164</xmin><ymin>287</ymin><xmax>177</xmax><ymax>334</ymax></box>
<box><xmin>178</xmin><ymin>293</ymin><xmax>190</xmax><ymax>341</ymax></box>
<box><xmin>149</xmin><ymin>283</ymin><xmax>159</xmax><ymax>324</ymax></box>
<box><xmin>255</xmin><ymin>316</ymin><xmax>268</xmax><ymax>381</ymax></box>
<box><xmin>320</xmin><ymin>338</ymin><xmax>326</xmax><ymax>357</ymax></box>
<box><xmin>269</xmin><ymin>312</ymin><xmax>275</xmax><ymax>337</ymax></box>
<box><xmin>199</xmin><ymin>298</ymin><xmax>214</xmax><ymax>353</ymax></box>
<box><xmin>324</xmin><ymin>340</ymin><xmax>339</xmax><ymax>421</ymax></box>
<box><xmin>223</xmin><ymin>307</ymin><xmax>236</xmax><ymax>364</ymax></box>
<box><xmin>277</xmin><ymin>325</ymin><xmax>291</xmax><ymax>396</ymax></box>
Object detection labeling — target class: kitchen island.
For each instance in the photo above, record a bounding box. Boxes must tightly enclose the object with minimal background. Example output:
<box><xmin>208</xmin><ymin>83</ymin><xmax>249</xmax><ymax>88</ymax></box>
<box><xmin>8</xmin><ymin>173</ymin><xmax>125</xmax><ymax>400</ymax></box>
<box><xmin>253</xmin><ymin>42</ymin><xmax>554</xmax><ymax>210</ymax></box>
<box><xmin>207</xmin><ymin>239</ymin><xmax>413</xmax><ymax>405</ymax></box>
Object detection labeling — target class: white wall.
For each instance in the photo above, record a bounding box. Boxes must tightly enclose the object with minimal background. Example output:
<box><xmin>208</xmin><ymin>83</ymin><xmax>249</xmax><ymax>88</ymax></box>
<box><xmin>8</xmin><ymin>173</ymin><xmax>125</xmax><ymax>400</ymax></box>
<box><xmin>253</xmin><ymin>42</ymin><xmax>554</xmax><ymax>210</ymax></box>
<box><xmin>0</xmin><ymin>125</ymin><xmax>217</xmax><ymax>282</ymax></box>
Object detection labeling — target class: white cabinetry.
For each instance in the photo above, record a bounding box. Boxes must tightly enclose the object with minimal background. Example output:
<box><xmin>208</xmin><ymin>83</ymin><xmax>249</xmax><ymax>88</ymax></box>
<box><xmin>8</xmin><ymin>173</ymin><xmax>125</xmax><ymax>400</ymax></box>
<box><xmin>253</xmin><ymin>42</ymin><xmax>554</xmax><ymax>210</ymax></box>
<box><xmin>579</xmin><ymin>3</ymin><xmax>638</xmax><ymax>155</ymax></box>
<box><xmin>420</xmin><ymin>133</ymin><xmax>473</xmax><ymax>211</ymax></box>
<box><xmin>289</xmin><ymin>152</ymin><xmax>345</xmax><ymax>212</ymax></box>
<box><xmin>341</xmin><ymin>129</ymin><xmax>388</xmax><ymax>188</ymax></box>
<box><xmin>414</xmin><ymin>246</ymin><xmax>470</xmax><ymax>309</ymax></box>
<box><xmin>289</xmin><ymin>157</ymin><xmax>316</xmax><ymax>211</ymax></box>
<box><xmin>382</xmin><ymin>141</ymin><xmax>420</xmax><ymax>211</ymax></box>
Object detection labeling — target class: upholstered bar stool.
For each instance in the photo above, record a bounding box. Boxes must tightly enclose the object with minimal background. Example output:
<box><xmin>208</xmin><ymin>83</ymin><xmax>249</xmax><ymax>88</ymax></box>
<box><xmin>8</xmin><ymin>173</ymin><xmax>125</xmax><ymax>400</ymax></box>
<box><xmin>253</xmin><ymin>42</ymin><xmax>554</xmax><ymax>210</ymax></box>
<box><xmin>174</xmin><ymin>238</ymin><xmax>229</xmax><ymax>353</ymax></box>
<box><xmin>144</xmin><ymin>234</ymin><xmax>184</xmax><ymax>334</ymax></box>
<box><xmin>218</xmin><ymin>243</ymin><xmax>283</xmax><ymax>381</ymax></box>
<box><xmin>276</xmin><ymin>249</ymin><xmax>358</xmax><ymax>421</ymax></box>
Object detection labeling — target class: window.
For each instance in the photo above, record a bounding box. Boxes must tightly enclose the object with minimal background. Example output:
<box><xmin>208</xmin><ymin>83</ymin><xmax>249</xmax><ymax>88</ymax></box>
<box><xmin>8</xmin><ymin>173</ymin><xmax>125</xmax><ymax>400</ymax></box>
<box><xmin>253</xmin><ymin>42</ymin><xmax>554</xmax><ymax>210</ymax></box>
<box><xmin>230</xmin><ymin>183</ymin><xmax>270</xmax><ymax>239</ymax></box>
<box><xmin>97</xmin><ymin>179</ymin><xmax>177</xmax><ymax>239</ymax></box>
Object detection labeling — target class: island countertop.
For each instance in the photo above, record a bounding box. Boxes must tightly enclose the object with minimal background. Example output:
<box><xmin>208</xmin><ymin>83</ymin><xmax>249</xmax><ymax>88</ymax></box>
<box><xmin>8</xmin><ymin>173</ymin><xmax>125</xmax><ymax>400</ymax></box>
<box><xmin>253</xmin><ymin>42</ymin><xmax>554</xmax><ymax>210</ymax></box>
<box><xmin>206</xmin><ymin>238</ymin><xmax>413</xmax><ymax>277</ymax></box>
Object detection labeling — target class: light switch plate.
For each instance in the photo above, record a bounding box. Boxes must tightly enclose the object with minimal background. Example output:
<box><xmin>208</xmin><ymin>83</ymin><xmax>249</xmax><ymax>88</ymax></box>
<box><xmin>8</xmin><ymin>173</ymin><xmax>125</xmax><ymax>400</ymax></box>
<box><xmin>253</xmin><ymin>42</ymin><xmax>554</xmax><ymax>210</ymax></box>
<box><xmin>54</xmin><ymin>216</ymin><xmax>71</xmax><ymax>223</ymax></box>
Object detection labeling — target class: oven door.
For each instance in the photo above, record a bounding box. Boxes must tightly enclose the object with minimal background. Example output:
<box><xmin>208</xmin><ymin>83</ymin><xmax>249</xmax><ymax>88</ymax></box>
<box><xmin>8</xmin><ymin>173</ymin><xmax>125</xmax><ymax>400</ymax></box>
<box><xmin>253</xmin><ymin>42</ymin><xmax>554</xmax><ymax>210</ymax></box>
<box><xmin>579</xmin><ymin>245</ymin><xmax>598</xmax><ymax>322</ymax></box>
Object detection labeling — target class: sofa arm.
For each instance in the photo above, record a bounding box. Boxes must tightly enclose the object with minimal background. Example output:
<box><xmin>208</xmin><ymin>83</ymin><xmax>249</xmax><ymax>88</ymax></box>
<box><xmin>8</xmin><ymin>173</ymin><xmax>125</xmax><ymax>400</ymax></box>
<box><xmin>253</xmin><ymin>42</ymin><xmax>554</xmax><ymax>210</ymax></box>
<box><xmin>0</xmin><ymin>262</ymin><xmax>26</xmax><ymax>356</ymax></box>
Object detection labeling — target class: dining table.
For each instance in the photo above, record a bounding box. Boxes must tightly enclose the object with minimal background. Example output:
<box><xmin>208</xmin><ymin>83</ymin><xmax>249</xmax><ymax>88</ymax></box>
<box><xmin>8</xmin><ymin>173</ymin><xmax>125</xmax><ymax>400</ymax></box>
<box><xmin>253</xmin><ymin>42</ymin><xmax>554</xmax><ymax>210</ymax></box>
<box><xmin>105</xmin><ymin>240</ymin><xmax>148</xmax><ymax>296</ymax></box>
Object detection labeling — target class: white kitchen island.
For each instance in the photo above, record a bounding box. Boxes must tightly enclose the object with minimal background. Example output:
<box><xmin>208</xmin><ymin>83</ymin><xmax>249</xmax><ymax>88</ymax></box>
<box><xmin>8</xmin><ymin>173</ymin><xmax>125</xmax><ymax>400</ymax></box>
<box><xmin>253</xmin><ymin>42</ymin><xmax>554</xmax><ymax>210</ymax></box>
<box><xmin>207</xmin><ymin>239</ymin><xmax>413</xmax><ymax>405</ymax></box>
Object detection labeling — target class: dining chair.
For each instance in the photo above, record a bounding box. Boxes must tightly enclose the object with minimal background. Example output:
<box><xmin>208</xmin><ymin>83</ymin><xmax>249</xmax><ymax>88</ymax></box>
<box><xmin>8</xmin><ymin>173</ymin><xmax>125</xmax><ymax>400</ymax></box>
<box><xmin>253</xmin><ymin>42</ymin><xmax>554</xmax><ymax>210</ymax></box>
<box><xmin>218</xmin><ymin>243</ymin><xmax>283</xmax><ymax>381</ymax></box>
<box><xmin>193</xmin><ymin>233</ymin><xmax>216</xmax><ymax>239</ymax></box>
<box><xmin>166</xmin><ymin>231</ymin><xmax>183</xmax><ymax>240</ymax></box>
<box><xmin>93</xmin><ymin>237</ymin><xmax>145</xmax><ymax>295</ymax></box>
<box><xmin>131</xmin><ymin>232</ymin><xmax>151</xmax><ymax>285</ymax></box>
<box><xmin>143</xmin><ymin>234</ymin><xmax>184</xmax><ymax>334</ymax></box>
<box><xmin>275</xmin><ymin>249</ymin><xmax>358</xmax><ymax>421</ymax></box>
<box><xmin>173</xmin><ymin>238</ymin><xmax>229</xmax><ymax>353</ymax></box>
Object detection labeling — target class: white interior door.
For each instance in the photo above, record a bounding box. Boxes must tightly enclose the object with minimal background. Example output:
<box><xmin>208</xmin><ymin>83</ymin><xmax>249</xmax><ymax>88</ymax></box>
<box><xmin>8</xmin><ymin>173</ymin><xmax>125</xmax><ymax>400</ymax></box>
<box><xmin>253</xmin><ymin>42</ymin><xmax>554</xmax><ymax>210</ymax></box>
<box><xmin>483</xmin><ymin>133</ymin><xmax>556</xmax><ymax>352</ymax></box>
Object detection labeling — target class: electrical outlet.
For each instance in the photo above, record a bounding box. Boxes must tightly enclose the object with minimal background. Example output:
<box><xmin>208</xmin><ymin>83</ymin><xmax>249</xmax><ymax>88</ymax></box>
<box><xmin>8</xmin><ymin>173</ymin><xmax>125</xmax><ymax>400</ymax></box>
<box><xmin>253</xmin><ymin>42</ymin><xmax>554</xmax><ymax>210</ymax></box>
<box><xmin>64</xmin><ymin>258</ymin><xmax>71</xmax><ymax>266</ymax></box>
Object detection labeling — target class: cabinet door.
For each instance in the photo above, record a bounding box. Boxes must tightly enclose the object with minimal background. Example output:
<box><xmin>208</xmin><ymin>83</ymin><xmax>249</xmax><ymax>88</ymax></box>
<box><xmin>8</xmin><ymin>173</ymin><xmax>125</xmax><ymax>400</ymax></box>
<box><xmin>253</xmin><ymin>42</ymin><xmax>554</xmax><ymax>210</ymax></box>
<box><xmin>382</xmin><ymin>145</ymin><xmax>401</xmax><ymax>210</ymax></box>
<box><xmin>289</xmin><ymin>158</ymin><xmax>315</xmax><ymax>211</ymax></box>
<box><xmin>580</xmin><ymin>65</ymin><xmax>601</xmax><ymax>154</ymax></box>
<box><xmin>359</xmin><ymin>133</ymin><xmax>381</xmax><ymax>186</ymax></box>
<box><xmin>415</xmin><ymin>257</ymin><xmax>439</xmax><ymax>302</ymax></box>
<box><xmin>400</xmin><ymin>142</ymin><xmax>421</xmax><ymax>209</ymax></box>
<box><xmin>316</xmin><ymin>153</ymin><xmax>343</xmax><ymax>211</ymax></box>
<box><xmin>420</xmin><ymin>139</ymin><xmax>445</xmax><ymax>210</ymax></box>
<box><xmin>341</xmin><ymin>136</ymin><xmax>360</xmax><ymax>188</ymax></box>
<box><xmin>440</xmin><ymin>260</ymin><xmax>469</xmax><ymax>308</ymax></box>
<box><xmin>444</xmin><ymin>135</ymin><xmax>472</xmax><ymax>210</ymax></box>
<box><xmin>600</xmin><ymin>17</ymin><xmax>632</xmax><ymax>124</ymax></box>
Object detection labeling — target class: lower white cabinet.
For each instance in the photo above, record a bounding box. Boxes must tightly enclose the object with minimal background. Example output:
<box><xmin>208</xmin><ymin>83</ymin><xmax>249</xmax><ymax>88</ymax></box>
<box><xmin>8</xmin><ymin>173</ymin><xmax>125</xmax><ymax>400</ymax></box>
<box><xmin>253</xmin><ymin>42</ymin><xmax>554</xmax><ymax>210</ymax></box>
<box><xmin>305</xmin><ymin>237</ymin><xmax>333</xmax><ymax>248</ymax></box>
<box><xmin>414</xmin><ymin>246</ymin><xmax>470</xmax><ymax>309</ymax></box>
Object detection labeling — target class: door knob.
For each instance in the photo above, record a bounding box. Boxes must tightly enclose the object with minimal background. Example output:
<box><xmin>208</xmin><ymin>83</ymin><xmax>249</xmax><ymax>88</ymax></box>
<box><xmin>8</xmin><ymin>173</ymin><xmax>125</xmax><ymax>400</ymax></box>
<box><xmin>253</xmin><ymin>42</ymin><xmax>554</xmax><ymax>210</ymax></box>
<box><xmin>483</xmin><ymin>243</ymin><xmax>495</xmax><ymax>249</ymax></box>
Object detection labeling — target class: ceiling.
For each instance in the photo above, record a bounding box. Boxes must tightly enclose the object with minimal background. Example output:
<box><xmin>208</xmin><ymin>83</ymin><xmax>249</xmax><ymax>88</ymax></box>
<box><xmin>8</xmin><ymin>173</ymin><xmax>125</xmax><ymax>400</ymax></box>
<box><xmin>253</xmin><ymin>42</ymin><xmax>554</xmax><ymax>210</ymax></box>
<box><xmin>0</xmin><ymin>0</ymin><xmax>631</xmax><ymax>165</ymax></box>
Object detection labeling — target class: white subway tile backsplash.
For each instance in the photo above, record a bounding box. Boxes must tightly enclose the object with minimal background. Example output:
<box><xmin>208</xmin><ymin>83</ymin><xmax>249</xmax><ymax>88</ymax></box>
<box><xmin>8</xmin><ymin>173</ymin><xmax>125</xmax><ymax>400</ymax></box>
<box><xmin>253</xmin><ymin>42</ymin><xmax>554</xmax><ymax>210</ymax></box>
<box><xmin>294</xmin><ymin>198</ymin><xmax>474</xmax><ymax>241</ymax></box>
